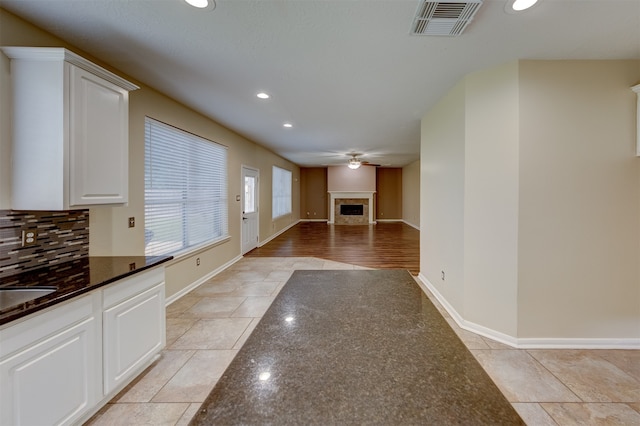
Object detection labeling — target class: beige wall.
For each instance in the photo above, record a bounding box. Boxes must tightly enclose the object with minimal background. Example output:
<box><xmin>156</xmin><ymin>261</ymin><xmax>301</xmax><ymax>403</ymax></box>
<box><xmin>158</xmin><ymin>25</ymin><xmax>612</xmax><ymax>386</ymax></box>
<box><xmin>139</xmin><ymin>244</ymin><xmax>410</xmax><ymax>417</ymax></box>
<box><xmin>463</xmin><ymin>61</ymin><xmax>520</xmax><ymax>336</ymax></box>
<box><xmin>421</xmin><ymin>59</ymin><xmax>640</xmax><ymax>342</ymax></box>
<box><xmin>376</xmin><ymin>168</ymin><xmax>402</xmax><ymax>220</ymax></box>
<box><xmin>0</xmin><ymin>9</ymin><xmax>300</xmax><ymax>299</ymax></box>
<box><xmin>300</xmin><ymin>167</ymin><xmax>328</xmax><ymax>220</ymax></box>
<box><xmin>421</xmin><ymin>81</ymin><xmax>466</xmax><ymax>311</ymax></box>
<box><xmin>517</xmin><ymin>60</ymin><xmax>640</xmax><ymax>339</ymax></box>
<box><xmin>327</xmin><ymin>165</ymin><xmax>376</xmax><ymax>192</ymax></box>
<box><xmin>402</xmin><ymin>160</ymin><xmax>420</xmax><ymax>228</ymax></box>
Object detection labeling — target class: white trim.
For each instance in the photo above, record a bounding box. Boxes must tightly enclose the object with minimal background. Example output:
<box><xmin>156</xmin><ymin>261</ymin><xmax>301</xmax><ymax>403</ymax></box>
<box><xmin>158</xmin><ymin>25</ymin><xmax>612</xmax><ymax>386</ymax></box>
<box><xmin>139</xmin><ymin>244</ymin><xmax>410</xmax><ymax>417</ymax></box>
<box><xmin>164</xmin><ymin>236</ymin><xmax>231</xmax><ymax>264</ymax></box>
<box><xmin>416</xmin><ymin>273</ymin><xmax>518</xmax><ymax>347</ymax></box>
<box><xmin>416</xmin><ymin>273</ymin><xmax>640</xmax><ymax>349</ymax></box>
<box><xmin>402</xmin><ymin>220</ymin><xmax>420</xmax><ymax>230</ymax></box>
<box><xmin>1</xmin><ymin>47</ymin><xmax>139</xmax><ymax>91</ymax></box>
<box><xmin>376</xmin><ymin>219</ymin><xmax>420</xmax><ymax>231</ymax></box>
<box><xmin>300</xmin><ymin>219</ymin><xmax>328</xmax><ymax>223</ymax></box>
<box><xmin>165</xmin><ymin>255</ymin><xmax>243</xmax><ymax>306</ymax></box>
<box><xmin>517</xmin><ymin>338</ymin><xmax>640</xmax><ymax>350</ymax></box>
<box><xmin>259</xmin><ymin>220</ymin><xmax>300</xmax><ymax>247</ymax></box>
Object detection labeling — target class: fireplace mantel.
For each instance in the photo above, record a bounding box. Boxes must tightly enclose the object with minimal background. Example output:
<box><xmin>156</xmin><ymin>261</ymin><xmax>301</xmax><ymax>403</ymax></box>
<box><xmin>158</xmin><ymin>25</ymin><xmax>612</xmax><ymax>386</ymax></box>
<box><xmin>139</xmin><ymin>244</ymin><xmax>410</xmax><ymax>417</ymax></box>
<box><xmin>328</xmin><ymin>191</ymin><xmax>376</xmax><ymax>224</ymax></box>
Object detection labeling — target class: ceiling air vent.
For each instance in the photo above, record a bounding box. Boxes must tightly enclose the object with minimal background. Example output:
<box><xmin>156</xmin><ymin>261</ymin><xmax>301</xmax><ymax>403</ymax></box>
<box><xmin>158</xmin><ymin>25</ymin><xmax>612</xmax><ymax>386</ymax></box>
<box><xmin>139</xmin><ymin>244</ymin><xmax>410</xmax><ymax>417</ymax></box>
<box><xmin>411</xmin><ymin>0</ymin><xmax>483</xmax><ymax>36</ymax></box>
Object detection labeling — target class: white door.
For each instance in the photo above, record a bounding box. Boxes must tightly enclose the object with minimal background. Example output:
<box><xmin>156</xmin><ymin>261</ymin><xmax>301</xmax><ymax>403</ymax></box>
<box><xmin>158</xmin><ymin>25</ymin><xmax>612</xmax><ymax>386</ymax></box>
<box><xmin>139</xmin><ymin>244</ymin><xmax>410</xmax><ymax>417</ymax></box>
<box><xmin>242</xmin><ymin>166</ymin><xmax>259</xmax><ymax>254</ymax></box>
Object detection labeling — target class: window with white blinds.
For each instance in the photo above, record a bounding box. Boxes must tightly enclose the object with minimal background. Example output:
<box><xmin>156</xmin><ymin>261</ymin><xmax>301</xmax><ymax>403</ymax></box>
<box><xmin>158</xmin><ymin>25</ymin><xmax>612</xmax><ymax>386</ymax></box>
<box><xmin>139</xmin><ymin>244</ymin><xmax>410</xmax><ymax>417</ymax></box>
<box><xmin>272</xmin><ymin>166</ymin><xmax>292</xmax><ymax>219</ymax></box>
<box><xmin>144</xmin><ymin>118</ymin><xmax>228</xmax><ymax>256</ymax></box>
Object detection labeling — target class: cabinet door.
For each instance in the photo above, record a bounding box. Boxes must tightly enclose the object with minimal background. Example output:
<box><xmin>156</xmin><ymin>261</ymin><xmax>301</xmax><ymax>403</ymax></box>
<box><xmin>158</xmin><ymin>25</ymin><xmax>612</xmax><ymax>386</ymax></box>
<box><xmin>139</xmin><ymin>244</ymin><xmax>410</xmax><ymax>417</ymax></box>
<box><xmin>69</xmin><ymin>64</ymin><xmax>129</xmax><ymax>206</ymax></box>
<box><xmin>103</xmin><ymin>283</ymin><xmax>165</xmax><ymax>394</ymax></box>
<box><xmin>0</xmin><ymin>315</ymin><xmax>99</xmax><ymax>426</ymax></box>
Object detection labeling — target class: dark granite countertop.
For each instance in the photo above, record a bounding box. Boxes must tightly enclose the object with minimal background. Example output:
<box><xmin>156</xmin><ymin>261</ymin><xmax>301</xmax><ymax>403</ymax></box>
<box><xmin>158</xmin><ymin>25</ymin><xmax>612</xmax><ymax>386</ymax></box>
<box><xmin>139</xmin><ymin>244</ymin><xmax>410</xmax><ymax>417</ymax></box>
<box><xmin>191</xmin><ymin>270</ymin><xmax>524</xmax><ymax>425</ymax></box>
<box><xmin>0</xmin><ymin>256</ymin><xmax>172</xmax><ymax>326</ymax></box>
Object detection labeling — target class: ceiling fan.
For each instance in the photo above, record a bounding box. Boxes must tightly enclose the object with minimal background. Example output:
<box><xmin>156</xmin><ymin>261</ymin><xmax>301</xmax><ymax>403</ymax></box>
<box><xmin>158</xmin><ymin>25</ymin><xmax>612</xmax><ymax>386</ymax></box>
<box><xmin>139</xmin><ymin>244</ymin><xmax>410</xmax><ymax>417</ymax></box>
<box><xmin>347</xmin><ymin>154</ymin><xmax>380</xmax><ymax>169</ymax></box>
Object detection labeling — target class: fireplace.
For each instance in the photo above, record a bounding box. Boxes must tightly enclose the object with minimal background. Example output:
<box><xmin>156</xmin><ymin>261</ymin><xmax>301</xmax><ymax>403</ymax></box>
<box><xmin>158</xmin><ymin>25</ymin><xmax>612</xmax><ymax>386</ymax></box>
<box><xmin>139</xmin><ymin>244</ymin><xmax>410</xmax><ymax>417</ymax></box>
<box><xmin>328</xmin><ymin>191</ymin><xmax>376</xmax><ymax>225</ymax></box>
<box><xmin>340</xmin><ymin>204</ymin><xmax>363</xmax><ymax>216</ymax></box>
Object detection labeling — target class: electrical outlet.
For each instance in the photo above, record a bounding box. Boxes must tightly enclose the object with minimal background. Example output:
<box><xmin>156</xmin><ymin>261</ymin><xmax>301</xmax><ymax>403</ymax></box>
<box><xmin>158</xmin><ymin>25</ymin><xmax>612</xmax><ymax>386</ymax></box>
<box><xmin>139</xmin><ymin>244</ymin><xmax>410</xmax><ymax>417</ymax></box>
<box><xmin>196</xmin><ymin>257</ymin><xmax>201</xmax><ymax>266</ymax></box>
<box><xmin>128</xmin><ymin>217</ymin><xmax>135</xmax><ymax>228</ymax></box>
<box><xmin>21</xmin><ymin>229</ymin><xmax>38</xmax><ymax>247</ymax></box>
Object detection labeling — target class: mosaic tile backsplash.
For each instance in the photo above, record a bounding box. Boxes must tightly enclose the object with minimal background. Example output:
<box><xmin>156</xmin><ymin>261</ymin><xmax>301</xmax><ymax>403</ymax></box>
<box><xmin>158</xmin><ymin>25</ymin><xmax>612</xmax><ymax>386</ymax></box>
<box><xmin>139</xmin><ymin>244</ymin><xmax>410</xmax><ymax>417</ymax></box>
<box><xmin>0</xmin><ymin>210</ymin><xmax>89</xmax><ymax>278</ymax></box>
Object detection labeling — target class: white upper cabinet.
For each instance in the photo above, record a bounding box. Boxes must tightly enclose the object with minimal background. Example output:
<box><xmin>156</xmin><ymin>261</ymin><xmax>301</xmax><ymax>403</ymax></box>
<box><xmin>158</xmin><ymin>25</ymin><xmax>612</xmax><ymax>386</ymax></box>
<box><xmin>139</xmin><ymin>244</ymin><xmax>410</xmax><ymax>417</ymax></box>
<box><xmin>2</xmin><ymin>47</ymin><xmax>139</xmax><ymax>210</ymax></box>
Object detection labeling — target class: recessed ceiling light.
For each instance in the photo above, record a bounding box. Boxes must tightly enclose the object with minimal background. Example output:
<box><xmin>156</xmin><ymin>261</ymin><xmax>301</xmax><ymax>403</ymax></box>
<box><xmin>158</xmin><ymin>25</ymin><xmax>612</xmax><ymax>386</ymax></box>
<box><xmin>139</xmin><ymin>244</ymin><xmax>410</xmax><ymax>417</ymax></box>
<box><xmin>511</xmin><ymin>0</ymin><xmax>539</xmax><ymax>11</ymax></box>
<box><xmin>283</xmin><ymin>123</ymin><xmax>293</xmax><ymax>128</ymax></box>
<box><xmin>184</xmin><ymin>0</ymin><xmax>216</xmax><ymax>10</ymax></box>
<box><xmin>256</xmin><ymin>92</ymin><xmax>270</xmax><ymax>99</ymax></box>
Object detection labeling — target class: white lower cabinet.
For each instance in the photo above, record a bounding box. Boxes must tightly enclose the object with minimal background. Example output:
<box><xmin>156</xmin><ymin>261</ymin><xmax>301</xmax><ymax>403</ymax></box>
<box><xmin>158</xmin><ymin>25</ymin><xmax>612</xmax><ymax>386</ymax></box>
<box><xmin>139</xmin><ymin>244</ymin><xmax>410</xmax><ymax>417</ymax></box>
<box><xmin>0</xmin><ymin>294</ymin><xmax>101</xmax><ymax>426</ymax></box>
<box><xmin>0</xmin><ymin>267</ymin><xmax>166</xmax><ymax>425</ymax></box>
<box><xmin>103</xmin><ymin>268</ymin><xmax>165</xmax><ymax>394</ymax></box>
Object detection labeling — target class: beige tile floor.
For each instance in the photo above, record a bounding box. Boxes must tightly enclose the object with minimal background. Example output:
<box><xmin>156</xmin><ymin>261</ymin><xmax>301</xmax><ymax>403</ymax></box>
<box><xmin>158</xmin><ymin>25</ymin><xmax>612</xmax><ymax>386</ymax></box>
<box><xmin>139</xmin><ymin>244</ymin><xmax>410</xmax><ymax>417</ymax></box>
<box><xmin>87</xmin><ymin>257</ymin><xmax>640</xmax><ymax>426</ymax></box>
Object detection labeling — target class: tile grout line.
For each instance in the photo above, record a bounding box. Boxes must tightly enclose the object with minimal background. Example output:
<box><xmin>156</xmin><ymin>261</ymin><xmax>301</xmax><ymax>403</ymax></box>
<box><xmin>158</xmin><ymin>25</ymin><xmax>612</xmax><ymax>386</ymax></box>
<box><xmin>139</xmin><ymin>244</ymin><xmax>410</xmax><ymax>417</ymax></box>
<box><xmin>147</xmin><ymin>349</ymin><xmax>198</xmax><ymax>405</ymax></box>
<box><xmin>524</xmin><ymin>349</ymin><xmax>585</xmax><ymax>404</ymax></box>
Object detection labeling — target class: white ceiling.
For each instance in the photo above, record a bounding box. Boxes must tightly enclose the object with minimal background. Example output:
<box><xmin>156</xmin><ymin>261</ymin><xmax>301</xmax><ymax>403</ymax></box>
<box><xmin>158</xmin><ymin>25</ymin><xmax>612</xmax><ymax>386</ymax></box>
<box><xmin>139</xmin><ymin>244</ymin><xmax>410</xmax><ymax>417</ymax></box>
<box><xmin>1</xmin><ymin>0</ymin><xmax>639</xmax><ymax>167</ymax></box>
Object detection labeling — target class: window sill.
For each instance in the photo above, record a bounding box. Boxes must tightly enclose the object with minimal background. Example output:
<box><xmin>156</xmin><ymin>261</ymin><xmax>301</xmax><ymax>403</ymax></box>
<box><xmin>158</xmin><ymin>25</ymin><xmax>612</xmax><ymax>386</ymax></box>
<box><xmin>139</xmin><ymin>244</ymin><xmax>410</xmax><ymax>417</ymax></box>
<box><xmin>164</xmin><ymin>236</ymin><xmax>231</xmax><ymax>266</ymax></box>
<box><xmin>272</xmin><ymin>213</ymin><xmax>292</xmax><ymax>220</ymax></box>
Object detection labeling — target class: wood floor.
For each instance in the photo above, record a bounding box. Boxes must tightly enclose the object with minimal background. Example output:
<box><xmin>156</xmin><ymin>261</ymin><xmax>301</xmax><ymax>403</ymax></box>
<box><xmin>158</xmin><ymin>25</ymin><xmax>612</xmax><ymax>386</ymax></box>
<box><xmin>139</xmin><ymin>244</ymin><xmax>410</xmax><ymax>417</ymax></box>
<box><xmin>245</xmin><ymin>221</ymin><xmax>420</xmax><ymax>275</ymax></box>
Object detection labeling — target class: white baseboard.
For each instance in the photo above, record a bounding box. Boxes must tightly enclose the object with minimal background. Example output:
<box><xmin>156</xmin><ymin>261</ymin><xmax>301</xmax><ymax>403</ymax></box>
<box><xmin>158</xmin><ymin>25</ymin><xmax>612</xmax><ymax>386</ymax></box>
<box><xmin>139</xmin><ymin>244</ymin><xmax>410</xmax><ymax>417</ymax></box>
<box><xmin>402</xmin><ymin>220</ymin><xmax>420</xmax><ymax>230</ymax></box>
<box><xmin>376</xmin><ymin>219</ymin><xmax>420</xmax><ymax>231</ymax></box>
<box><xmin>259</xmin><ymin>220</ymin><xmax>300</xmax><ymax>247</ymax></box>
<box><xmin>300</xmin><ymin>219</ymin><xmax>328</xmax><ymax>223</ymax></box>
<box><xmin>416</xmin><ymin>273</ymin><xmax>518</xmax><ymax>347</ymax></box>
<box><xmin>165</xmin><ymin>255</ymin><xmax>243</xmax><ymax>306</ymax></box>
<box><xmin>416</xmin><ymin>273</ymin><xmax>640</xmax><ymax>349</ymax></box>
<box><xmin>516</xmin><ymin>338</ymin><xmax>640</xmax><ymax>349</ymax></box>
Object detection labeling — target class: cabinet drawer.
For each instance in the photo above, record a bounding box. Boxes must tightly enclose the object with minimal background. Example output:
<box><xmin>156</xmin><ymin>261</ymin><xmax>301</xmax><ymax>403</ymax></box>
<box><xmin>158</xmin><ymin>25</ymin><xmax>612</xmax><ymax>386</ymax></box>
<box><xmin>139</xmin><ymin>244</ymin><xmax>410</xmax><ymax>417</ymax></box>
<box><xmin>0</xmin><ymin>294</ymin><xmax>97</xmax><ymax>357</ymax></box>
<box><xmin>103</xmin><ymin>267</ymin><xmax>164</xmax><ymax>308</ymax></box>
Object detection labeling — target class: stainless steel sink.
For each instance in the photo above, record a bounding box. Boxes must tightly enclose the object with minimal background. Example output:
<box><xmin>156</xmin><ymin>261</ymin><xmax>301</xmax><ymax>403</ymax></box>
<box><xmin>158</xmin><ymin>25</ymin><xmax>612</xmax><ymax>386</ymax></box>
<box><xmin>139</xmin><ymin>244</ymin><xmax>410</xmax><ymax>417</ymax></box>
<box><xmin>0</xmin><ymin>287</ymin><xmax>57</xmax><ymax>310</ymax></box>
